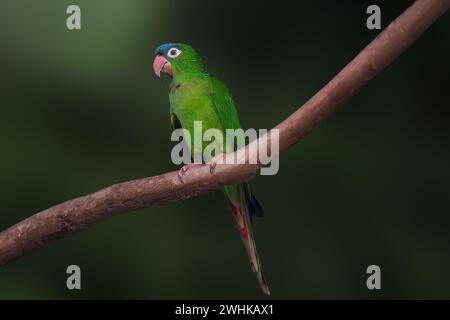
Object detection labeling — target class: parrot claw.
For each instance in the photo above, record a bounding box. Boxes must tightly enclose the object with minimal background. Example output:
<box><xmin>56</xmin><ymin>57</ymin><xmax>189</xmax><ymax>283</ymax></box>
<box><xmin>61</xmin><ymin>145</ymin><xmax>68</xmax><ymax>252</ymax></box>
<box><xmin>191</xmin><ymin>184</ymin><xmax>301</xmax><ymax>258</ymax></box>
<box><xmin>209</xmin><ymin>162</ymin><xmax>216</xmax><ymax>174</ymax></box>
<box><xmin>209</xmin><ymin>153</ymin><xmax>226</xmax><ymax>174</ymax></box>
<box><xmin>177</xmin><ymin>163</ymin><xmax>206</xmax><ymax>183</ymax></box>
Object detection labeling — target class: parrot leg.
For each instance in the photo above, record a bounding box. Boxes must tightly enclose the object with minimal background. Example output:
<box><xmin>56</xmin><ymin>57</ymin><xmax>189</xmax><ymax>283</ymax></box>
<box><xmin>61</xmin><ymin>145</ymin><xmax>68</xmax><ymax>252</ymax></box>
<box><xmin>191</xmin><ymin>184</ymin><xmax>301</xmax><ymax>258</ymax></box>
<box><xmin>177</xmin><ymin>163</ymin><xmax>207</xmax><ymax>183</ymax></box>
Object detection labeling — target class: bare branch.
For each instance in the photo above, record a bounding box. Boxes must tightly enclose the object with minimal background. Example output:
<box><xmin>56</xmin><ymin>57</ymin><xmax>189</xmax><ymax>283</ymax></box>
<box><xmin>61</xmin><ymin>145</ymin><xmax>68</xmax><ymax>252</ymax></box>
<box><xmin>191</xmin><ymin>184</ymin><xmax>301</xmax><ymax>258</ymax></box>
<box><xmin>0</xmin><ymin>0</ymin><xmax>448</xmax><ymax>266</ymax></box>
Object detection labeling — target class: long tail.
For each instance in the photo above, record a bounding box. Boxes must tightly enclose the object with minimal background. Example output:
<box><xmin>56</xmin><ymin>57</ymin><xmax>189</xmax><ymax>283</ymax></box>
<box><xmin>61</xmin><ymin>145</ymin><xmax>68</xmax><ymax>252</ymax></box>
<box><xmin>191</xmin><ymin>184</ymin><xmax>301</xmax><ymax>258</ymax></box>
<box><xmin>223</xmin><ymin>183</ymin><xmax>270</xmax><ymax>295</ymax></box>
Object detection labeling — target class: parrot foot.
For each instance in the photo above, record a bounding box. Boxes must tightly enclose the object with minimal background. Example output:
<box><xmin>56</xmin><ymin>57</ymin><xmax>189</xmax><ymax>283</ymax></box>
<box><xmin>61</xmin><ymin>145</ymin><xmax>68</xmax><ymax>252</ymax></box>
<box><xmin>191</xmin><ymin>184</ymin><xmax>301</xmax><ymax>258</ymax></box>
<box><xmin>209</xmin><ymin>153</ymin><xmax>226</xmax><ymax>174</ymax></box>
<box><xmin>177</xmin><ymin>163</ymin><xmax>206</xmax><ymax>183</ymax></box>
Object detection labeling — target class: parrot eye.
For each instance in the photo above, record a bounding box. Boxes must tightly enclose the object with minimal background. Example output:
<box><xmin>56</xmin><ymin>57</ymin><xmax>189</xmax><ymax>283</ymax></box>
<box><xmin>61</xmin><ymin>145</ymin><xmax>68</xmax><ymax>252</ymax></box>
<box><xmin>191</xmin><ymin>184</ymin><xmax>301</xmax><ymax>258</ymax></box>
<box><xmin>167</xmin><ymin>48</ymin><xmax>182</xmax><ymax>58</ymax></box>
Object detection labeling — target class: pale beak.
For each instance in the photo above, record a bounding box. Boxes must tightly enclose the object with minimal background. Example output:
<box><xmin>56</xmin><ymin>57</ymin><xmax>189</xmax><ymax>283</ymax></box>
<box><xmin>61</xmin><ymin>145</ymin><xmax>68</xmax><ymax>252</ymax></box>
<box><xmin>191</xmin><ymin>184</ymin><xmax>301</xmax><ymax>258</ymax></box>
<box><xmin>153</xmin><ymin>54</ymin><xmax>173</xmax><ymax>79</ymax></box>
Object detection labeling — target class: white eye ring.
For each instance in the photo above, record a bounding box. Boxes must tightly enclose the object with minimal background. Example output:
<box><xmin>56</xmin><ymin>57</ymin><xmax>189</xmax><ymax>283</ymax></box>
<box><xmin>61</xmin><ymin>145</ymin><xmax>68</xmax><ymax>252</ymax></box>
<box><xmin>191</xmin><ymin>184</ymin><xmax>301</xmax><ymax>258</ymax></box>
<box><xmin>167</xmin><ymin>48</ymin><xmax>182</xmax><ymax>58</ymax></box>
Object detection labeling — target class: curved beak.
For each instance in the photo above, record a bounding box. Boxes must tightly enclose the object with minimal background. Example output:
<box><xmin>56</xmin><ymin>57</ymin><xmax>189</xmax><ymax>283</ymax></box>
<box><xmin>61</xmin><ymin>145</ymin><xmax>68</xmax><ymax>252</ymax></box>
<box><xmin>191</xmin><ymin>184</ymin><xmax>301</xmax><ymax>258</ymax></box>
<box><xmin>153</xmin><ymin>54</ymin><xmax>172</xmax><ymax>79</ymax></box>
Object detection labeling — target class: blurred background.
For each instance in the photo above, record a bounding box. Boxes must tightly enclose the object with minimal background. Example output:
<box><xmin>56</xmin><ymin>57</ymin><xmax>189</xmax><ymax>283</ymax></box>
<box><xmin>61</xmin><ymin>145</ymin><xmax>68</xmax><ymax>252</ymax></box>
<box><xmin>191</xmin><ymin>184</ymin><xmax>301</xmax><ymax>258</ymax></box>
<box><xmin>0</xmin><ymin>0</ymin><xmax>449</xmax><ymax>299</ymax></box>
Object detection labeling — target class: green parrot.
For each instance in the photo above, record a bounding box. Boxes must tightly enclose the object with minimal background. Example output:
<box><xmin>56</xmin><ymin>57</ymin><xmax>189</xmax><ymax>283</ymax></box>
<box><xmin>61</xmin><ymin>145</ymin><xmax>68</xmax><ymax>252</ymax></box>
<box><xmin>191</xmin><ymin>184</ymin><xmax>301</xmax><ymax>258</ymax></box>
<box><xmin>153</xmin><ymin>43</ymin><xmax>270</xmax><ymax>295</ymax></box>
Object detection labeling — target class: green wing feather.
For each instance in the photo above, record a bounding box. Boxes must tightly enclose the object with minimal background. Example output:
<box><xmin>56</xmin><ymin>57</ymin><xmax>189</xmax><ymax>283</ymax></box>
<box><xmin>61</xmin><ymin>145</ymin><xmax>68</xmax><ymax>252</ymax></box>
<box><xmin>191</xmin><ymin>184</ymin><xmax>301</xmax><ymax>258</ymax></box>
<box><xmin>209</xmin><ymin>78</ymin><xmax>241</xmax><ymax>133</ymax></box>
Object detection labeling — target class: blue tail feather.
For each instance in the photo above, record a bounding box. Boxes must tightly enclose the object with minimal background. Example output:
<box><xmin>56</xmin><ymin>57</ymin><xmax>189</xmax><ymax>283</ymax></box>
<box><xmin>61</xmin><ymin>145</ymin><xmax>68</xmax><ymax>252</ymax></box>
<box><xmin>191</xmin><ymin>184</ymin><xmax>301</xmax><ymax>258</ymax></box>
<box><xmin>244</xmin><ymin>183</ymin><xmax>263</xmax><ymax>218</ymax></box>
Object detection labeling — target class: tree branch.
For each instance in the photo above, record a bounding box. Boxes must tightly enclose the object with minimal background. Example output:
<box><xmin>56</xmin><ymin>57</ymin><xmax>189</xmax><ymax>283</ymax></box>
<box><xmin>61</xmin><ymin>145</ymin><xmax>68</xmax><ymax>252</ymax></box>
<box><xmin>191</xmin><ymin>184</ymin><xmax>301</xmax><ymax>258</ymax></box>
<box><xmin>0</xmin><ymin>0</ymin><xmax>448</xmax><ymax>266</ymax></box>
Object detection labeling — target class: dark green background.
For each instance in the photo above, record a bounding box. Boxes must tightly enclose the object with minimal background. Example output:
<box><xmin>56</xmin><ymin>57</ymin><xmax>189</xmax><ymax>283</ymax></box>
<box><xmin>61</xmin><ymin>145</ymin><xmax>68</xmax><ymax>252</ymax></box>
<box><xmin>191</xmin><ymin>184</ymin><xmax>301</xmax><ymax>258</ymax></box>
<box><xmin>0</xmin><ymin>0</ymin><xmax>449</xmax><ymax>299</ymax></box>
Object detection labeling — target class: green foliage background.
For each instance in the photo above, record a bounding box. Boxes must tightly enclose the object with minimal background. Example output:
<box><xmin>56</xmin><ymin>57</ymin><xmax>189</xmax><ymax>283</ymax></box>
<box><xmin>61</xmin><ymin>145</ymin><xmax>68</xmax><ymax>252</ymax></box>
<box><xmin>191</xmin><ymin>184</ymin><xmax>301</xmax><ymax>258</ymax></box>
<box><xmin>0</xmin><ymin>0</ymin><xmax>449</xmax><ymax>299</ymax></box>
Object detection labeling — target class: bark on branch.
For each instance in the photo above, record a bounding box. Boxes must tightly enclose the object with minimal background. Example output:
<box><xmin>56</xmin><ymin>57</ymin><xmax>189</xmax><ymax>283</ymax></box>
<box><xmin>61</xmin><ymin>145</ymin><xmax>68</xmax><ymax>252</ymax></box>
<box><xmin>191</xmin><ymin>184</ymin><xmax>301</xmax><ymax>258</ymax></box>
<box><xmin>0</xmin><ymin>0</ymin><xmax>448</xmax><ymax>266</ymax></box>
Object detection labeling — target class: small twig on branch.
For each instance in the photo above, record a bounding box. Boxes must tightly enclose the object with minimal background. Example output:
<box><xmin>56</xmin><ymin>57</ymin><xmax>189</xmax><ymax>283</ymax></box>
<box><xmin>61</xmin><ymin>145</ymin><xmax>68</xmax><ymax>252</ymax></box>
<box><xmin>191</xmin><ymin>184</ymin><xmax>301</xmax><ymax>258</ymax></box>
<box><xmin>0</xmin><ymin>0</ymin><xmax>448</xmax><ymax>266</ymax></box>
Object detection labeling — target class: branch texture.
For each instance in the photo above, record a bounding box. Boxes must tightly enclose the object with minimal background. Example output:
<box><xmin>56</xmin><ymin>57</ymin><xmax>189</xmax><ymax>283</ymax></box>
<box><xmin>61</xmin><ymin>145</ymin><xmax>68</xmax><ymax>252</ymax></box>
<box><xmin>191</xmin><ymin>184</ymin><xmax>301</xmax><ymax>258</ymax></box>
<box><xmin>0</xmin><ymin>0</ymin><xmax>449</xmax><ymax>266</ymax></box>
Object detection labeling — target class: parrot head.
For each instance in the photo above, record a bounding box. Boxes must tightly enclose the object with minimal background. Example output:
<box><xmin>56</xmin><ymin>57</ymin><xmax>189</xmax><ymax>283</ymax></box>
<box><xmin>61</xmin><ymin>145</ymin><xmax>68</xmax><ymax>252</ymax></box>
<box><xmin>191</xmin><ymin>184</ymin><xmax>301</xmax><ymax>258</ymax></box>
<box><xmin>153</xmin><ymin>43</ymin><xmax>206</xmax><ymax>80</ymax></box>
